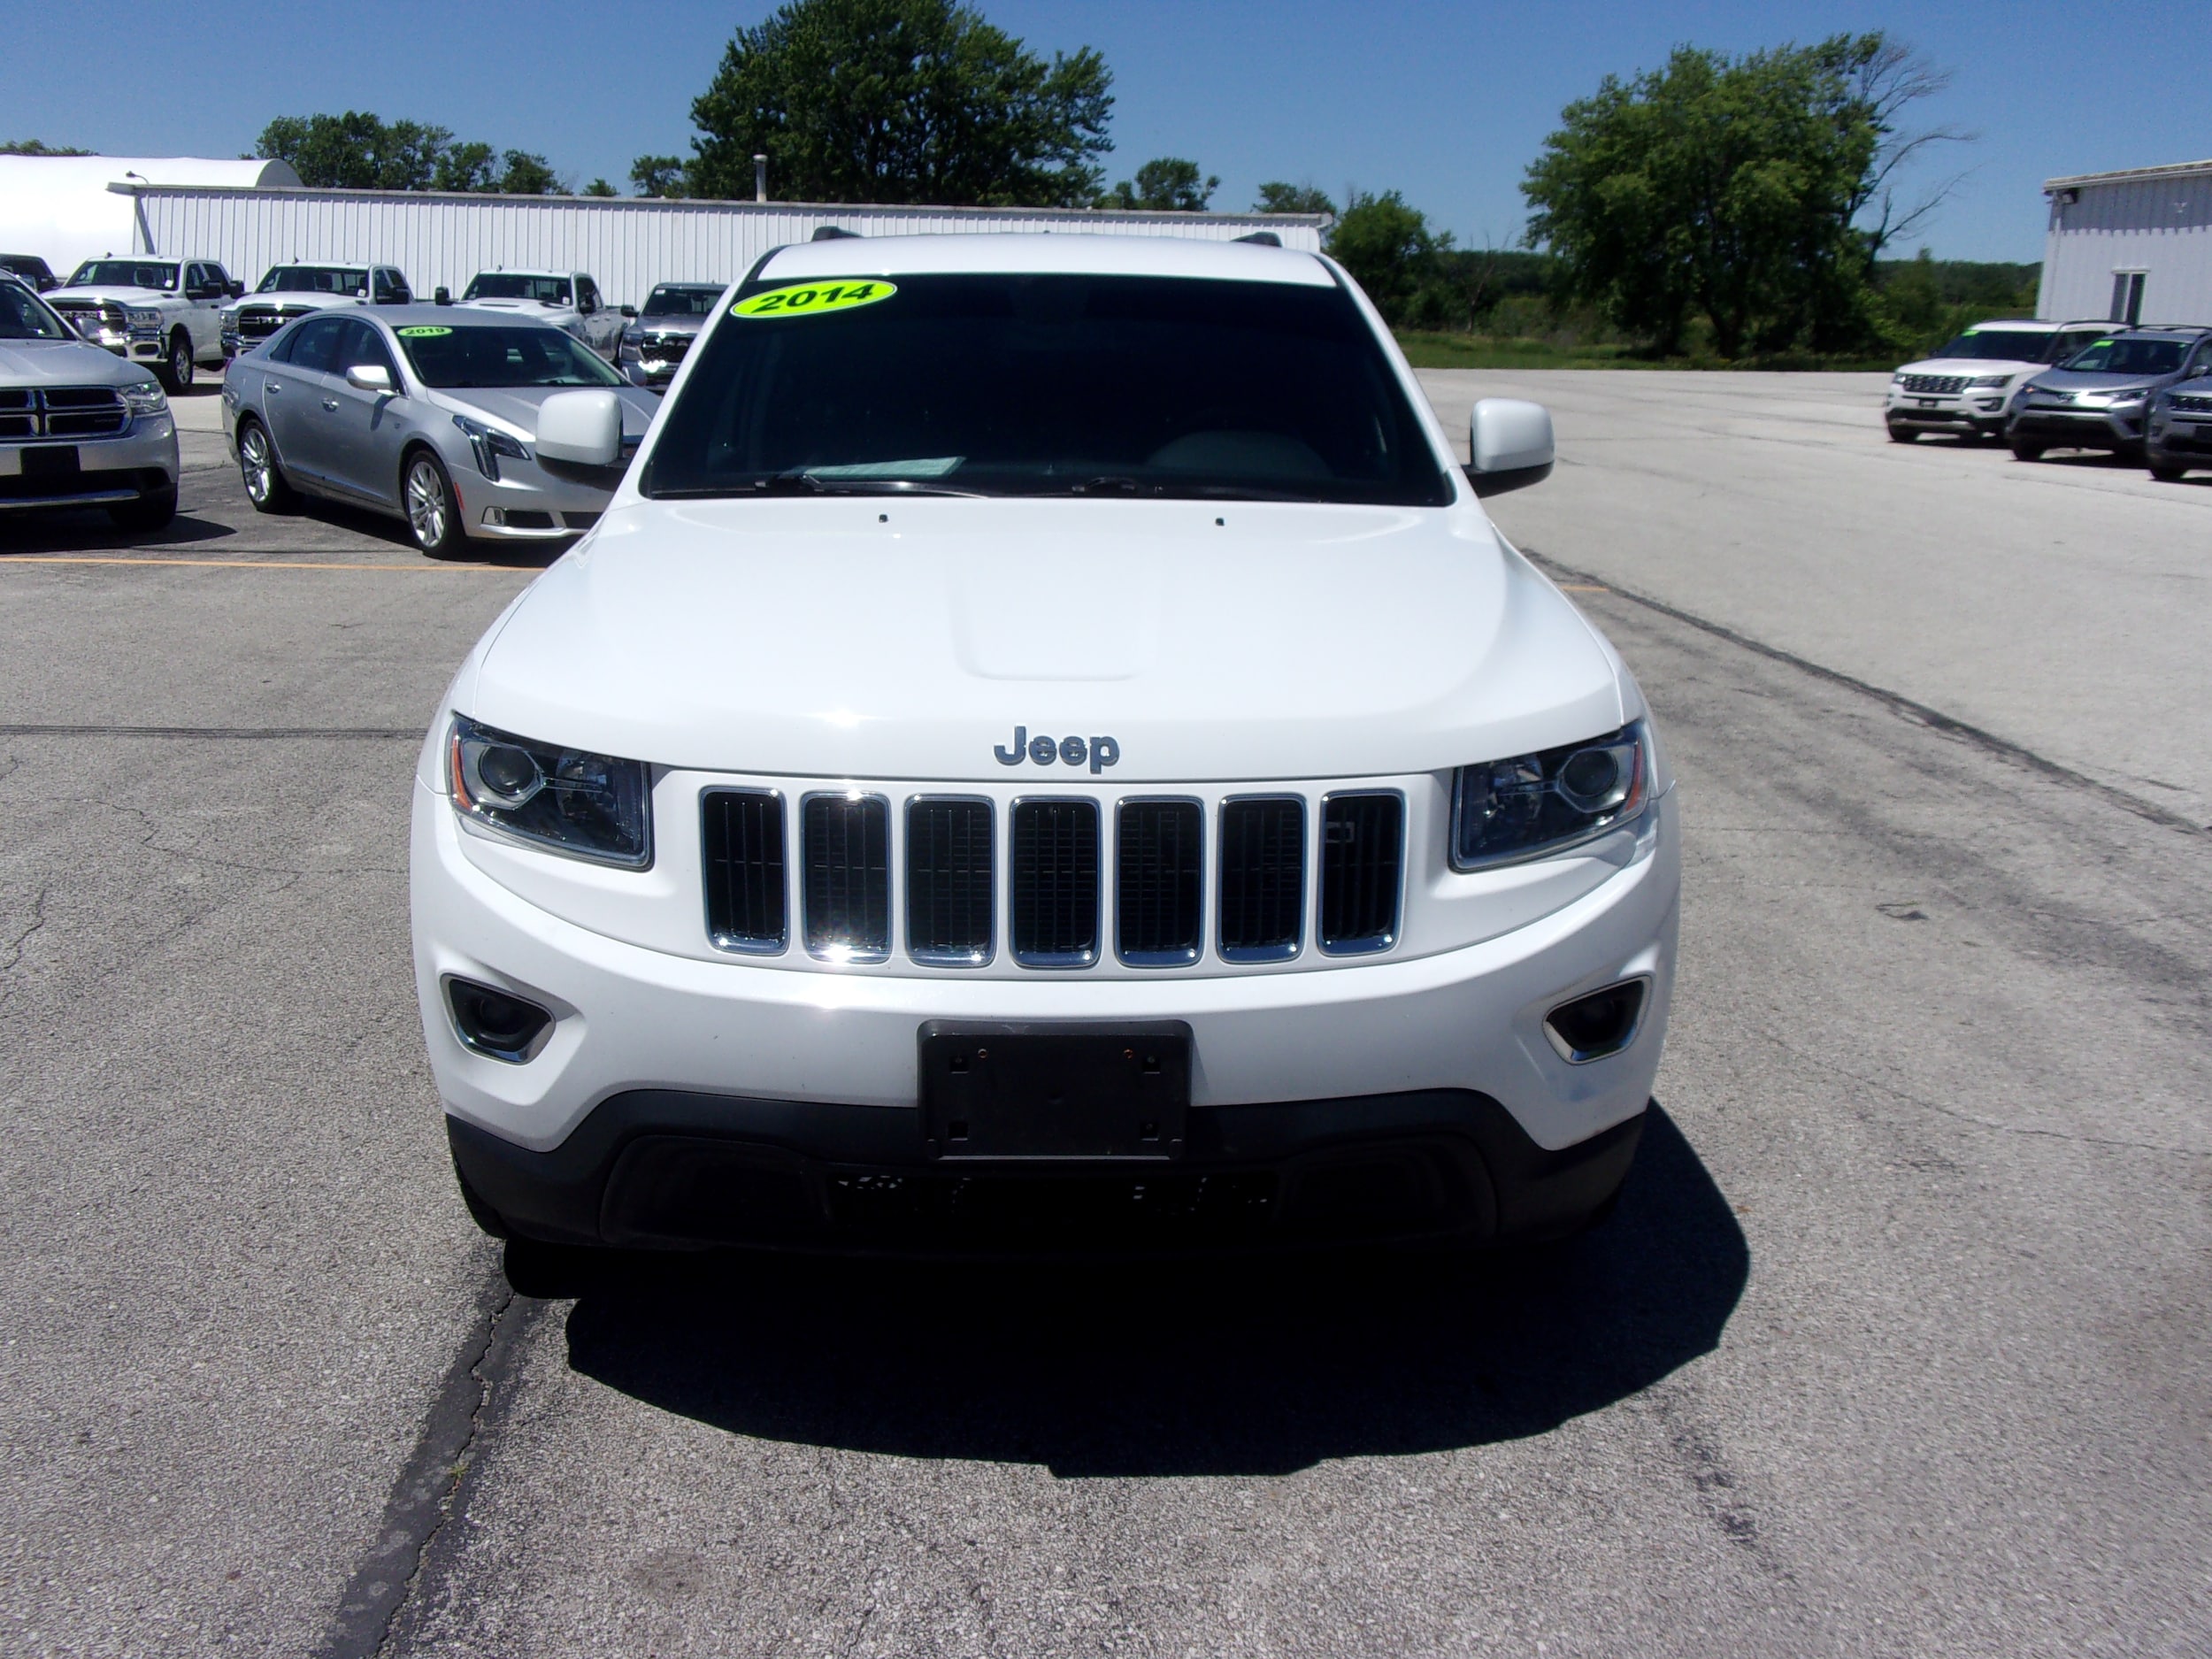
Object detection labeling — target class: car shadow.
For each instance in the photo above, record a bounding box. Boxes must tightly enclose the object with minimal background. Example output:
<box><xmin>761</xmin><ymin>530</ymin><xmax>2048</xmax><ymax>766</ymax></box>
<box><xmin>544</xmin><ymin>1102</ymin><xmax>1748</xmax><ymax>1477</ymax></box>
<box><xmin>0</xmin><ymin>511</ymin><xmax>235</xmax><ymax>552</ymax></box>
<box><xmin>282</xmin><ymin>496</ymin><xmax>569</xmax><ymax>569</ymax></box>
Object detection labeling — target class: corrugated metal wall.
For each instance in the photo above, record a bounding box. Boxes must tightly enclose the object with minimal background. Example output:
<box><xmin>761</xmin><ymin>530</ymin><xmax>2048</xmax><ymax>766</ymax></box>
<box><xmin>2037</xmin><ymin>170</ymin><xmax>2212</xmax><ymax>324</ymax></box>
<box><xmin>132</xmin><ymin>188</ymin><xmax>1326</xmax><ymax>307</ymax></box>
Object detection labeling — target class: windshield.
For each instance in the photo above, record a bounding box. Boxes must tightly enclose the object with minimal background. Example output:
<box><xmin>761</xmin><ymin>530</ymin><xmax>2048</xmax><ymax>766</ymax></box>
<box><xmin>0</xmin><ymin>280</ymin><xmax>72</xmax><ymax>340</ymax></box>
<box><xmin>2061</xmin><ymin>337</ymin><xmax>2188</xmax><ymax>375</ymax></box>
<box><xmin>463</xmin><ymin>273</ymin><xmax>572</xmax><ymax>305</ymax></box>
<box><xmin>395</xmin><ymin>324</ymin><xmax>624</xmax><ymax>388</ymax></box>
<box><xmin>1932</xmin><ymin>329</ymin><xmax>2052</xmax><ymax>362</ymax></box>
<box><xmin>68</xmin><ymin>260</ymin><xmax>179</xmax><ymax>291</ymax></box>
<box><xmin>645</xmin><ymin>272</ymin><xmax>1452</xmax><ymax>504</ymax></box>
<box><xmin>257</xmin><ymin>265</ymin><xmax>367</xmax><ymax>296</ymax></box>
<box><xmin>642</xmin><ymin>285</ymin><xmax>723</xmax><ymax>318</ymax></box>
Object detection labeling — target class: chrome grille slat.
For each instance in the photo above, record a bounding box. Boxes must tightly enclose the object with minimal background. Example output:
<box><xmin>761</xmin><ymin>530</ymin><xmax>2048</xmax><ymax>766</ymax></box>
<box><xmin>802</xmin><ymin>794</ymin><xmax>891</xmax><ymax>962</ymax></box>
<box><xmin>907</xmin><ymin>798</ymin><xmax>994</xmax><ymax>965</ymax></box>
<box><xmin>1217</xmin><ymin>797</ymin><xmax>1304</xmax><ymax>962</ymax></box>
<box><xmin>1117</xmin><ymin>800</ymin><xmax>1202</xmax><ymax>966</ymax></box>
<box><xmin>0</xmin><ymin>387</ymin><xmax>128</xmax><ymax>439</ymax></box>
<box><xmin>702</xmin><ymin>789</ymin><xmax>787</xmax><ymax>953</ymax></box>
<box><xmin>1901</xmin><ymin>373</ymin><xmax>1968</xmax><ymax>394</ymax></box>
<box><xmin>1010</xmin><ymin>799</ymin><xmax>1099</xmax><ymax>967</ymax></box>
<box><xmin>1319</xmin><ymin>793</ymin><xmax>1402</xmax><ymax>954</ymax></box>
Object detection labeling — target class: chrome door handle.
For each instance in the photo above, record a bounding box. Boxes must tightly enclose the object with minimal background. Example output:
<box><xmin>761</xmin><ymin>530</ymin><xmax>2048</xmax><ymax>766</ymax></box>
<box><xmin>266</xmin><ymin>381</ymin><xmax>282</xmax><ymax>393</ymax></box>
<box><xmin>321</xmin><ymin>398</ymin><xmax>340</xmax><ymax>411</ymax></box>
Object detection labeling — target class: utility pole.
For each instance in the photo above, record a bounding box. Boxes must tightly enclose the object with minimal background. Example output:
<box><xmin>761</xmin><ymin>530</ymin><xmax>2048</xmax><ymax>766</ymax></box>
<box><xmin>753</xmin><ymin>155</ymin><xmax>767</xmax><ymax>204</ymax></box>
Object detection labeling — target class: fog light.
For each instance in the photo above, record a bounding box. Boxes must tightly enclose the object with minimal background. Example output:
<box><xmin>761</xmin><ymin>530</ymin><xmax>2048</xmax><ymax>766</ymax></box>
<box><xmin>482</xmin><ymin>507</ymin><xmax>506</xmax><ymax>526</ymax></box>
<box><xmin>447</xmin><ymin>978</ymin><xmax>554</xmax><ymax>1063</ymax></box>
<box><xmin>1543</xmin><ymin>979</ymin><xmax>1647</xmax><ymax>1064</ymax></box>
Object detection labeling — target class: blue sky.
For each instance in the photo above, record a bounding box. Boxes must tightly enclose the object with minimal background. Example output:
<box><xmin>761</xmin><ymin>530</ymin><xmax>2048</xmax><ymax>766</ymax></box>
<box><xmin>4</xmin><ymin>1</ymin><xmax>2200</xmax><ymax>261</ymax></box>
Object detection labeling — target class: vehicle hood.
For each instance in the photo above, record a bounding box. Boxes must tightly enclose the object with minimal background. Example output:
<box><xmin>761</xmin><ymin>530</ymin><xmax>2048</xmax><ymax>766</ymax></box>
<box><xmin>0</xmin><ymin>338</ymin><xmax>154</xmax><ymax>386</ymax></box>
<box><xmin>425</xmin><ymin>386</ymin><xmax>660</xmax><ymax>444</ymax></box>
<box><xmin>458</xmin><ymin>296</ymin><xmax>579</xmax><ymax>320</ymax></box>
<box><xmin>2025</xmin><ymin>369</ymin><xmax>2163</xmax><ymax>393</ymax></box>
<box><xmin>635</xmin><ymin>314</ymin><xmax>707</xmax><ymax>335</ymax></box>
<box><xmin>1898</xmin><ymin>355</ymin><xmax>2038</xmax><ymax>376</ymax></box>
<box><xmin>465</xmin><ymin>500</ymin><xmax>1632</xmax><ymax>782</ymax></box>
<box><xmin>51</xmin><ymin>285</ymin><xmax>175</xmax><ymax>306</ymax></box>
<box><xmin>236</xmin><ymin>293</ymin><xmax>357</xmax><ymax>311</ymax></box>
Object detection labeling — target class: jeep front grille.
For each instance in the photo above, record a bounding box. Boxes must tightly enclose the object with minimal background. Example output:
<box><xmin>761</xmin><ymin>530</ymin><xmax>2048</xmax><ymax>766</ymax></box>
<box><xmin>1116</xmin><ymin>800</ymin><xmax>1203</xmax><ymax>966</ymax></box>
<box><xmin>1900</xmin><ymin>374</ymin><xmax>1966</xmax><ymax>394</ymax></box>
<box><xmin>1010</xmin><ymin>799</ymin><xmax>1100</xmax><ymax>967</ymax></box>
<box><xmin>907</xmin><ymin>799</ymin><xmax>993</xmax><ymax>964</ymax></box>
<box><xmin>1319</xmin><ymin>793</ymin><xmax>1403</xmax><ymax>954</ymax></box>
<box><xmin>702</xmin><ymin>790</ymin><xmax>787</xmax><ymax>952</ymax></box>
<box><xmin>1217</xmin><ymin>798</ymin><xmax>1304</xmax><ymax>962</ymax></box>
<box><xmin>802</xmin><ymin>793</ymin><xmax>890</xmax><ymax>962</ymax></box>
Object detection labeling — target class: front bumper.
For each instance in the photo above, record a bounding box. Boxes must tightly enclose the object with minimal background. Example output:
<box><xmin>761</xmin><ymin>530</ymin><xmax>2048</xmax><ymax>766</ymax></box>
<box><xmin>451</xmin><ymin>451</ymin><xmax>626</xmax><ymax>541</ymax></box>
<box><xmin>2008</xmin><ymin>406</ymin><xmax>2146</xmax><ymax>450</ymax></box>
<box><xmin>1886</xmin><ymin>389</ymin><xmax>2008</xmax><ymax>433</ymax></box>
<box><xmin>413</xmin><ymin>777</ymin><xmax>1679</xmax><ymax>1248</ymax></box>
<box><xmin>0</xmin><ymin>419</ymin><xmax>180</xmax><ymax>511</ymax></box>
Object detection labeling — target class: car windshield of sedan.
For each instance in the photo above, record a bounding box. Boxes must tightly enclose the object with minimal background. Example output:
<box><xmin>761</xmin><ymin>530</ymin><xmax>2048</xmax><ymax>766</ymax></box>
<box><xmin>0</xmin><ymin>280</ymin><xmax>72</xmax><ymax>340</ymax></box>
<box><xmin>396</xmin><ymin>325</ymin><xmax>625</xmax><ymax>388</ymax></box>
<box><xmin>1932</xmin><ymin>329</ymin><xmax>2053</xmax><ymax>362</ymax></box>
<box><xmin>463</xmin><ymin>273</ymin><xmax>572</xmax><ymax>305</ymax></box>
<box><xmin>644</xmin><ymin>272</ymin><xmax>1454</xmax><ymax>505</ymax></box>
<box><xmin>642</xmin><ymin>285</ymin><xmax>722</xmax><ymax>318</ymax></box>
<box><xmin>68</xmin><ymin>260</ymin><xmax>179</xmax><ymax>290</ymax></box>
<box><xmin>257</xmin><ymin>265</ymin><xmax>367</xmax><ymax>295</ymax></box>
<box><xmin>2061</xmin><ymin>337</ymin><xmax>2188</xmax><ymax>375</ymax></box>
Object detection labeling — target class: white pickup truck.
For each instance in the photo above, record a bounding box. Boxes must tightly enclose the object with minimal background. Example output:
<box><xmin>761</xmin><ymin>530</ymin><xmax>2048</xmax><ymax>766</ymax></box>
<box><xmin>448</xmin><ymin>268</ymin><xmax>632</xmax><ymax>362</ymax></box>
<box><xmin>46</xmin><ymin>256</ymin><xmax>242</xmax><ymax>392</ymax></box>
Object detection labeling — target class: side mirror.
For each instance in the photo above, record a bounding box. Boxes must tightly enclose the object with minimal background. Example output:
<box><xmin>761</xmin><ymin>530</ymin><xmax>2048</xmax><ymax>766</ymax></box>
<box><xmin>618</xmin><ymin>303</ymin><xmax>637</xmax><ymax>319</ymax></box>
<box><xmin>228</xmin><ymin>280</ymin><xmax>245</xmax><ymax>298</ymax></box>
<box><xmin>345</xmin><ymin>363</ymin><xmax>393</xmax><ymax>394</ymax></box>
<box><xmin>1464</xmin><ymin>398</ymin><xmax>1555</xmax><ymax>497</ymax></box>
<box><xmin>535</xmin><ymin>389</ymin><xmax>625</xmax><ymax>467</ymax></box>
<box><xmin>434</xmin><ymin>287</ymin><xmax>452</xmax><ymax>306</ymax></box>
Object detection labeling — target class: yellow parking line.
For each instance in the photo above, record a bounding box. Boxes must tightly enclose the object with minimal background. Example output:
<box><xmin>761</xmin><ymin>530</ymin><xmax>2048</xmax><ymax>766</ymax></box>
<box><xmin>0</xmin><ymin>555</ymin><xmax>524</xmax><ymax>572</ymax></box>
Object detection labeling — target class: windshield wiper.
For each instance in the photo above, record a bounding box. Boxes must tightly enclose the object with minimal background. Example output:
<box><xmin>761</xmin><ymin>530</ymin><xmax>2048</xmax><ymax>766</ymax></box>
<box><xmin>745</xmin><ymin>470</ymin><xmax>985</xmax><ymax>498</ymax></box>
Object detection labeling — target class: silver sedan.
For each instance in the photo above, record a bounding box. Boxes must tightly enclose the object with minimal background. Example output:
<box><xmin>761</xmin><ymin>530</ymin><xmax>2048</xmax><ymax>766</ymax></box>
<box><xmin>220</xmin><ymin>305</ymin><xmax>659</xmax><ymax>558</ymax></box>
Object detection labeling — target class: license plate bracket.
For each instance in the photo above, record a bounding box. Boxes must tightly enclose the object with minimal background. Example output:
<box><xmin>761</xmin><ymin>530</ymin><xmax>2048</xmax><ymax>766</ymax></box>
<box><xmin>918</xmin><ymin>1020</ymin><xmax>1191</xmax><ymax>1160</ymax></box>
<box><xmin>23</xmin><ymin>445</ymin><xmax>80</xmax><ymax>477</ymax></box>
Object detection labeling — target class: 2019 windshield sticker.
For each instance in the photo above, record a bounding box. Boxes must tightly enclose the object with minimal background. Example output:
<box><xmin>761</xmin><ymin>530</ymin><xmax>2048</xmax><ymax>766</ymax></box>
<box><xmin>733</xmin><ymin>280</ymin><xmax>898</xmax><ymax>319</ymax></box>
<box><xmin>396</xmin><ymin>325</ymin><xmax>452</xmax><ymax>337</ymax></box>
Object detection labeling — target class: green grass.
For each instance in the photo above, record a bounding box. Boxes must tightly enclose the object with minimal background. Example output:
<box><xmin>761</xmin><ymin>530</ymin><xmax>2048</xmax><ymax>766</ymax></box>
<box><xmin>1394</xmin><ymin>330</ymin><xmax>1901</xmax><ymax>372</ymax></box>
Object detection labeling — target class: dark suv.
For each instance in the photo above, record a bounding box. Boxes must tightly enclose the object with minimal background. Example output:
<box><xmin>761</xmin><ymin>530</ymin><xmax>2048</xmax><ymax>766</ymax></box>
<box><xmin>2005</xmin><ymin>327</ymin><xmax>2212</xmax><ymax>462</ymax></box>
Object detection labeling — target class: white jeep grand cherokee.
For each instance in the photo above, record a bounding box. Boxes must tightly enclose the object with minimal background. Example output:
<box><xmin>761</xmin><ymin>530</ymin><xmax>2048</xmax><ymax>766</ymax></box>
<box><xmin>412</xmin><ymin>234</ymin><xmax>1680</xmax><ymax>1255</ymax></box>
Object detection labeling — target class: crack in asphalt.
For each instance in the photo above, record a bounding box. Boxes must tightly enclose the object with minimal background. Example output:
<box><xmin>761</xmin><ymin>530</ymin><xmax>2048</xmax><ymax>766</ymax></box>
<box><xmin>311</xmin><ymin>1266</ymin><xmax>537</xmax><ymax>1659</ymax></box>
<box><xmin>1523</xmin><ymin>549</ymin><xmax>2212</xmax><ymax>840</ymax></box>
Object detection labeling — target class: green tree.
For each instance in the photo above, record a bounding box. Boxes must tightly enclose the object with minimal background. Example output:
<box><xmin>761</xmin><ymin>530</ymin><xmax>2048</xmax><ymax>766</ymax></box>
<box><xmin>629</xmin><ymin>155</ymin><xmax>690</xmax><ymax>198</ymax></box>
<box><xmin>582</xmin><ymin>178</ymin><xmax>618</xmax><ymax>197</ymax></box>
<box><xmin>1098</xmin><ymin>157</ymin><xmax>1217</xmax><ymax>211</ymax></box>
<box><xmin>3</xmin><ymin>138</ymin><xmax>94</xmax><ymax>156</ymax></box>
<box><xmin>1253</xmin><ymin>181</ymin><xmax>1334</xmax><ymax>216</ymax></box>
<box><xmin>687</xmin><ymin>0</ymin><xmax>1112</xmax><ymax>206</ymax></box>
<box><xmin>496</xmin><ymin>150</ymin><xmax>561</xmax><ymax>195</ymax></box>
<box><xmin>434</xmin><ymin>142</ymin><xmax>497</xmax><ymax>193</ymax></box>
<box><xmin>1327</xmin><ymin>190</ymin><xmax>1450</xmax><ymax>324</ymax></box>
<box><xmin>256</xmin><ymin>114</ymin><xmax>564</xmax><ymax>196</ymax></box>
<box><xmin>1522</xmin><ymin>36</ymin><xmax>1945</xmax><ymax>357</ymax></box>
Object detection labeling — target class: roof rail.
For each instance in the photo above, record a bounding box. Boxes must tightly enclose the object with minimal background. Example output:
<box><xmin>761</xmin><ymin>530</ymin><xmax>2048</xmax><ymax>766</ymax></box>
<box><xmin>810</xmin><ymin>226</ymin><xmax>859</xmax><ymax>241</ymax></box>
<box><xmin>1233</xmin><ymin>230</ymin><xmax>1281</xmax><ymax>247</ymax></box>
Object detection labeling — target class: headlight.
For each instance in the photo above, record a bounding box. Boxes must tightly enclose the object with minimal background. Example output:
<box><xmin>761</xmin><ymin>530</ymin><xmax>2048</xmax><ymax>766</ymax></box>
<box><xmin>448</xmin><ymin>715</ymin><xmax>651</xmax><ymax>867</ymax></box>
<box><xmin>126</xmin><ymin>306</ymin><xmax>162</xmax><ymax>329</ymax></box>
<box><xmin>2106</xmin><ymin>386</ymin><xmax>2148</xmax><ymax>405</ymax></box>
<box><xmin>621</xmin><ymin>327</ymin><xmax>642</xmax><ymax>344</ymax></box>
<box><xmin>119</xmin><ymin>380</ymin><xmax>166</xmax><ymax>417</ymax></box>
<box><xmin>452</xmin><ymin>414</ymin><xmax>531</xmax><ymax>481</ymax></box>
<box><xmin>1966</xmin><ymin>373</ymin><xmax>2012</xmax><ymax>388</ymax></box>
<box><xmin>1450</xmin><ymin>722</ymin><xmax>1652</xmax><ymax>871</ymax></box>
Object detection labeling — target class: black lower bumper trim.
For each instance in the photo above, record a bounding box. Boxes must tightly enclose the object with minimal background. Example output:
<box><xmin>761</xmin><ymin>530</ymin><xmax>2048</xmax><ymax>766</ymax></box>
<box><xmin>448</xmin><ymin>1088</ymin><xmax>1646</xmax><ymax>1254</ymax></box>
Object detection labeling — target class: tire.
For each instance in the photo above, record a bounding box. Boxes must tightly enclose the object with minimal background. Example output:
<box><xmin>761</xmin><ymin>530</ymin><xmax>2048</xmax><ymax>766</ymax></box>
<box><xmin>1886</xmin><ymin>424</ymin><xmax>1919</xmax><ymax>444</ymax></box>
<box><xmin>235</xmin><ymin>418</ymin><xmax>299</xmax><ymax>512</ymax></box>
<box><xmin>403</xmin><ymin>449</ymin><xmax>467</xmax><ymax>559</ymax></box>
<box><xmin>157</xmin><ymin>329</ymin><xmax>194</xmax><ymax>395</ymax></box>
<box><xmin>2010</xmin><ymin>442</ymin><xmax>2046</xmax><ymax>462</ymax></box>
<box><xmin>2150</xmin><ymin>465</ymin><xmax>2186</xmax><ymax>482</ymax></box>
<box><xmin>106</xmin><ymin>488</ymin><xmax>177</xmax><ymax>531</ymax></box>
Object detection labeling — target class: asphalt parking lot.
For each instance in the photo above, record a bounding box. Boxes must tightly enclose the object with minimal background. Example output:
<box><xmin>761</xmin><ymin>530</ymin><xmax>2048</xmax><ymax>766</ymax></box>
<box><xmin>3</xmin><ymin>372</ymin><xmax>2208</xmax><ymax>1657</ymax></box>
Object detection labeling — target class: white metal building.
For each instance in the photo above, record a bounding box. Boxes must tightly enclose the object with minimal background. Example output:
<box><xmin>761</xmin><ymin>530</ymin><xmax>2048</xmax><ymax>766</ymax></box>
<box><xmin>2039</xmin><ymin>159</ymin><xmax>2212</xmax><ymax>325</ymax></box>
<box><xmin>0</xmin><ymin>156</ymin><xmax>303</xmax><ymax>279</ymax></box>
<box><xmin>119</xmin><ymin>185</ymin><xmax>1327</xmax><ymax>308</ymax></box>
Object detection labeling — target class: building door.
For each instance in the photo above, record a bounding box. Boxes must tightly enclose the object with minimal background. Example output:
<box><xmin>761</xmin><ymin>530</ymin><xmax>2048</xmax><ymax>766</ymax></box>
<box><xmin>2110</xmin><ymin>271</ymin><xmax>2146</xmax><ymax>325</ymax></box>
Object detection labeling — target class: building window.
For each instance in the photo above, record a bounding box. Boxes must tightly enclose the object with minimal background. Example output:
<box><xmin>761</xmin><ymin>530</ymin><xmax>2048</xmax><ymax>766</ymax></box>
<box><xmin>2110</xmin><ymin>271</ymin><xmax>2147</xmax><ymax>326</ymax></box>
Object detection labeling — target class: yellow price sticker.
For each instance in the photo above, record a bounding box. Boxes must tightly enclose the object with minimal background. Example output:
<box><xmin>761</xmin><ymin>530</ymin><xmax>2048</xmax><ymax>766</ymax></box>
<box><xmin>732</xmin><ymin>280</ymin><xmax>898</xmax><ymax>319</ymax></box>
<box><xmin>396</xmin><ymin>325</ymin><xmax>453</xmax><ymax>337</ymax></box>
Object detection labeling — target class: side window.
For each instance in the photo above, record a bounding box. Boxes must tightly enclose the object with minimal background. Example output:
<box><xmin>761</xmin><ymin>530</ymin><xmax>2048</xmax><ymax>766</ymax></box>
<box><xmin>336</xmin><ymin>319</ymin><xmax>399</xmax><ymax>381</ymax></box>
<box><xmin>289</xmin><ymin>315</ymin><xmax>348</xmax><ymax>375</ymax></box>
<box><xmin>204</xmin><ymin>264</ymin><xmax>230</xmax><ymax>296</ymax></box>
<box><xmin>577</xmin><ymin>277</ymin><xmax>598</xmax><ymax>314</ymax></box>
<box><xmin>185</xmin><ymin>263</ymin><xmax>206</xmax><ymax>296</ymax></box>
<box><xmin>373</xmin><ymin>269</ymin><xmax>410</xmax><ymax>303</ymax></box>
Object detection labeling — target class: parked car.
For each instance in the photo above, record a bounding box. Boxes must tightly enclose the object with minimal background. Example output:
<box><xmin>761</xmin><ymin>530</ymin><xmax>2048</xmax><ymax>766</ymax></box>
<box><xmin>618</xmin><ymin>282</ymin><xmax>724</xmax><ymax>390</ymax></box>
<box><xmin>1884</xmin><ymin>319</ymin><xmax>2116</xmax><ymax>443</ymax></box>
<box><xmin>2144</xmin><ymin>369</ymin><xmax>2212</xmax><ymax>481</ymax></box>
<box><xmin>2005</xmin><ymin>326</ymin><xmax>2212</xmax><ymax>461</ymax></box>
<box><xmin>0</xmin><ymin>254</ymin><xmax>59</xmax><ymax>292</ymax></box>
<box><xmin>0</xmin><ymin>273</ymin><xmax>178</xmax><ymax>529</ymax></box>
<box><xmin>413</xmin><ymin>234</ymin><xmax>1678</xmax><ymax>1257</ymax></box>
<box><xmin>223</xmin><ymin>263</ymin><xmax>414</xmax><ymax>357</ymax></box>
<box><xmin>221</xmin><ymin>306</ymin><xmax>658</xmax><ymax>558</ymax></box>
<box><xmin>46</xmin><ymin>256</ymin><xmax>242</xmax><ymax>393</ymax></box>
<box><xmin>451</xmin><ymin>269</ymin><xmax>631</xmax><ymax>362</ymax></box>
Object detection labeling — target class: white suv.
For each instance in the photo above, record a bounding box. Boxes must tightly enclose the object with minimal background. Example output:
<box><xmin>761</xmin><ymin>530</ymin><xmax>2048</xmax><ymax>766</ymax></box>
<box><xmin>411</xmin><ymin>235</ymin><xmax>1679</xmax><ymax>1255</ymax></box>
<box><xmin>1885</xmin><ymin>319</ymin><xmax>2116</xmax><ymax>443</ymax></box>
